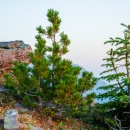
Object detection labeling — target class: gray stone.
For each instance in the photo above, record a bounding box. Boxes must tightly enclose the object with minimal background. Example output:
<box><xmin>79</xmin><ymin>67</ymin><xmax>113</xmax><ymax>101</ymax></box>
<box><xmin>4</xmin><ymin>109</ymin><xmax>19</xmax><ymax>130</ymax></box>
<box><xmin>14</xmin><ymin>103</ymin><xmax>34</xmax><ymax>113</ymax></box>
<box><xmin>29</xmin><ymin>125</ymin><xmax>44</xmax><ymax>130</ymax></box>
<box><xmin>14</xmin><ymin>103</ymin><xmax>28</xmax><ymax>112</ymax></box>
<box><xmin>0</xmin><ymin>86</ymin><xmax>8</xmax><ymax>92</ymax></box>
<box><xmin>0</xmin><ymin>40</ymin><xmax>30</xmax><ymax>49</ymax></box>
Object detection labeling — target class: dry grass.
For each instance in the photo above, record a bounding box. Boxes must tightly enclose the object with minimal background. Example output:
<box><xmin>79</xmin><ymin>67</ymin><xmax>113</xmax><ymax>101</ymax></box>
<box><xmin>0</xmin><ymin>93</ymin><xmax>15</xmax><ymax>120</ymax></box>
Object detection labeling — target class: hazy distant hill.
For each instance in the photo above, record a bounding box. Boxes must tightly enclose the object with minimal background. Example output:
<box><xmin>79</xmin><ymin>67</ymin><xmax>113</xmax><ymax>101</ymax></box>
<box><xmin>75</xmin><ymin>64</ymin><xmax>108</xmax><ymax>103</ymax></box>
<box><xmin>93</xmin><ymin>80</ymin><xmax>108</xmax><ymax>103</ymax></box>
<box><xmin>83</xmin><ymin>79</ymin><xmax>108</xmax><ymax>103</ymax></box>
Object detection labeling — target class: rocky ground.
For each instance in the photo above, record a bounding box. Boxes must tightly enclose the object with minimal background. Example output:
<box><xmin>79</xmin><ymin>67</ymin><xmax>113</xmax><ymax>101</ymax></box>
<box><xmin>0</xmin><ymin>86</ymin><xmax>88</xmax><ymax>130</ymax></box>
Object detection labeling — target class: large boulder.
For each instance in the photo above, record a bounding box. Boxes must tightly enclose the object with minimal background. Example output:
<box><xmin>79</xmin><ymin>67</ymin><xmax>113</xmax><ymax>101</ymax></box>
<box><xmin>0</xmin><ymin>40</ymin><xmax>32</xmax><ymax>76</ymax></box>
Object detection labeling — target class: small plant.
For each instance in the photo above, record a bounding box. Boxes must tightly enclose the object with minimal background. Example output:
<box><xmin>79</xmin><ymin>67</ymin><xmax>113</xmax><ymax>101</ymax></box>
<box><xmin>0</xmin><ymin>93</ymin><xmax>15</xmax><ymax>107</ymax></box>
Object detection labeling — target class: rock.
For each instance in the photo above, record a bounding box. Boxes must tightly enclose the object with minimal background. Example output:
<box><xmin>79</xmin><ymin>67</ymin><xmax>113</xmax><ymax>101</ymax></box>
<box><xmin>0</xmin><ymin>86</ymin><xmax>8</xmax><ymax>92</ymax></box>
<box><xmin>14</xmin><ymin>103</ymin><xmax>30</xmax><ymax>113</ymax></box>
<box><xmin>4</xmin><ymin>109</ymin><xmax>19</xmax><ymax>130</ymax></box>
<box><xmin>29</xmin><ymin>125</ymin><xmax>44</xmax><ymax>130</ymax></box>
<box><xmin>0</xmin><ymin>40</ymin><xmax>32</xmax><ymax>76</ymax></box>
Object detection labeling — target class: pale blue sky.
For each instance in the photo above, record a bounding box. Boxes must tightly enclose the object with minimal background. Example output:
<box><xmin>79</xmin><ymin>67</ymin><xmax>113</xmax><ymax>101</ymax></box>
<box><xmin>0</xmin><ymin>0</ymin><xmax>130</xmax><ymax>77</ymax></box>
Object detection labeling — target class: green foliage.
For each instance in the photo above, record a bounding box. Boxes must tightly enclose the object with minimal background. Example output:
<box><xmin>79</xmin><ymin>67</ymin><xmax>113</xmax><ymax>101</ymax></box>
<box><xmin>85</xmin><ymin>104</ymin><xmax>117</xmax><ymax>130</ymax></box>
<box><xmin>4</xmin><ymin>61</ymin><xmax>39</xmax><ymax>107</ymax></box>
<box><xmin>90</xmin><ymin>24</ymin><xmax>130</xmax><ymax>129</ymax></box>
<box><xmin>4</xmin><ymin>9</ymin><xmax>97</xmax><ymax>118</ymax></box>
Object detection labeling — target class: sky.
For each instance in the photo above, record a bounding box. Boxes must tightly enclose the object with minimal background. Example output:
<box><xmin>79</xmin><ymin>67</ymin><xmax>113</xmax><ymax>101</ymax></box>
<box><xmin>0</xmin><ymin>0</ymin><xmax>130</xmax><ymax>77</ymax></box>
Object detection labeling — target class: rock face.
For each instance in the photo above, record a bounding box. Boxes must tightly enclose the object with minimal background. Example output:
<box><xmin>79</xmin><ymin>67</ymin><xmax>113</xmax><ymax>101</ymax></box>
<box><xmin>0</xmin><ymin>40</ymin><xmax>32</xmax><ymax>76</ymax></box>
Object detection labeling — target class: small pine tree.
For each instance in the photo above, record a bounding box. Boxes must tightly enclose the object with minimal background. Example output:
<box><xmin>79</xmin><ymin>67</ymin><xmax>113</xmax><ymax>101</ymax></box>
<box><xmin>4</xmin><ymin>9</ymin><xmax>97</xmax><ymax>118</ymax></box>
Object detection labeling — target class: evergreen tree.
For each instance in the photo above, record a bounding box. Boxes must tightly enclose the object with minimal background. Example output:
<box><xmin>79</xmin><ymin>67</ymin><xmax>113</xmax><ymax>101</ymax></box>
<box><xmin>95</xmin><ymin>23</ymin><xmax>130</xmax><ymax>128</ymax></box>
<box><xmin>4</xmin><ymin>9</ymin><xmax>97</xmax><ymax>118</ymax></box>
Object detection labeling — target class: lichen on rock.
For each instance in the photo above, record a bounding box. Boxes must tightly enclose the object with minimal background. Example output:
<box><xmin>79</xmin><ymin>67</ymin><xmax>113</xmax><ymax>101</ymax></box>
<box><xmin>4</xmin><ymin>109</ymin><xmax>19</xmax><ymax>130</ymax></box>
